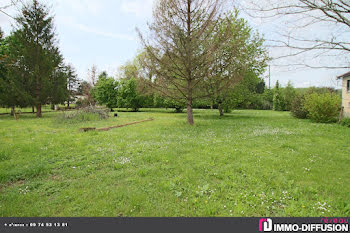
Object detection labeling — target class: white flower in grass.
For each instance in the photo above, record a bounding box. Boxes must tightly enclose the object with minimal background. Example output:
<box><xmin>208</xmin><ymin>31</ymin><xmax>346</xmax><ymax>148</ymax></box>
<box><xmin>118</xmin><ymin>156</ymin><xmax>131</xmax><ymax>165</ymax></box>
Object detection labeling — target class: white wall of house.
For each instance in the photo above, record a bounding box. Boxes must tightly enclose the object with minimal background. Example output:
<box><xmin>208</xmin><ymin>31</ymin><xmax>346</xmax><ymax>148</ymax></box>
<box><xmin>342</xmin><ymin>77</ymin><xmax>350</xmax><ymax>117</ymax></box>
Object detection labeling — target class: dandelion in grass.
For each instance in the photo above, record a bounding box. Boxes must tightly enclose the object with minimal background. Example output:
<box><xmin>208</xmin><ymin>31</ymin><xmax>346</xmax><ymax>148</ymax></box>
<box><xmin>315</xmin><ymin>201</ymin><xmax>331</xmax><ymax>213</ymax></box>
<box><xmin>19</xmin><ymin>186</ymin><xmax>30</xmax><ymax>194</ymax></box>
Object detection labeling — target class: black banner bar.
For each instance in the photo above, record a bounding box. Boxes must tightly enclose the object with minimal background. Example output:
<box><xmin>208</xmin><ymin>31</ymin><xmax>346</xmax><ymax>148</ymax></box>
<box><xmin>0</xmin><ymin>217</ymin><xmax>348</xmax><ymax>233</ymax></box>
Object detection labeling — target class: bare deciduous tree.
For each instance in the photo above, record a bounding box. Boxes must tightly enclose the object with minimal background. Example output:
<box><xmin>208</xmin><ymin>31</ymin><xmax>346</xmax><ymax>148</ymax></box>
<box><xmin>0</xmin><ymin>0</ymin><xmax>21</xmax><ymax>19</ymax></box>
<box><xmin>138</xmin><ymin>0</ymin><xmax>231</xmax><ymax>125</ymax></box>
<box><xmin>87</xmin><ymin>64</ymin><xmax>98</xmax><ymax>86</ymax></box>
<box><xmin>242</xmin><ymin>0</ymin><xmax>350</xmax><ymax>69</ymax></box>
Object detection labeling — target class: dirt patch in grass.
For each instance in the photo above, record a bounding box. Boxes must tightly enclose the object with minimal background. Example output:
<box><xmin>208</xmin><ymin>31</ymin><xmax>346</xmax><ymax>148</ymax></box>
<box><xmin>0</xmin><ymin>179</ymin><xmax>26</xmax><ymax>193</ymax></box>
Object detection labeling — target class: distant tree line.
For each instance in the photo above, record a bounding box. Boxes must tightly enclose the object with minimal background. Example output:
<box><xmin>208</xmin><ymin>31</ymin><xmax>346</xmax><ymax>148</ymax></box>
<box><xmin>90</xmin><ymin>58</ymin><xmax>269</xmax><ymax>114</ymax></box>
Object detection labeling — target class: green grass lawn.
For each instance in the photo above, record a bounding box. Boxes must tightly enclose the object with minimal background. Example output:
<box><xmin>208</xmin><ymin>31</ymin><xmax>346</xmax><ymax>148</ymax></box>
<box><xmin>0</xmin><ymin>109</ymin><xmax>349</xmax><ymax>217</ymax></box>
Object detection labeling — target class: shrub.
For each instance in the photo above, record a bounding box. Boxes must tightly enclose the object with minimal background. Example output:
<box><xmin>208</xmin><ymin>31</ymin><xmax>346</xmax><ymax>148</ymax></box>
<box><xmin>340</xmin><ymin>118</ymin><xmax>350</xmax><ymax>127</ymax></box>
<box><xmin>56</xmin><ymin>107</ymin><xmax>110</xmax><ymax>123</ymax></box>
<box><xmin>76</xmin><ymin>98</ymin><xmax>91</xmax><ymax>108</ymax></box>
<box><xmin>291</xmin><ymin>94</ymin><xmax>308</xmax><ymax>119</ymax></box>
<box><xmin>303</xmin><ymin>92</ymin><xmax>341</xmax><ymax>123</ymax></box>
<box><xmin>273</xmin><ymin>90</ymin><xmax>286</xmax><ymax>111</ymax></box>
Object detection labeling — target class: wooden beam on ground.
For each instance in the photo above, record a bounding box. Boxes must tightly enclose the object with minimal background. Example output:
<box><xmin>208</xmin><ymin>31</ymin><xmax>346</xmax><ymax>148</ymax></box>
<box><xmin>79</xmin><ymin>118</ymin><xmax>154</xmax><ymax>132</ymax></box>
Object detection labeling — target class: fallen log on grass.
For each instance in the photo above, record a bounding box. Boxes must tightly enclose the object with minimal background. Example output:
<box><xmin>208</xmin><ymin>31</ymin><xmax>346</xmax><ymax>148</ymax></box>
<box><xmin>79</xmin><ymin>127</ymin><xmax>96</xmax><ymax>132</ymax></box>
<box><xmin>79</xmin><ymin>118</ymin><xmax>154</xmax><ymax>132</ymax></box>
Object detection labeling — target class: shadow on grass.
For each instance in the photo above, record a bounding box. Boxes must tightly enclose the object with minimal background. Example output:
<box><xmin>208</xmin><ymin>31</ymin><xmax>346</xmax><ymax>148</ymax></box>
<box><xmin>116</xmin><ymin>108</ymin><xmax>183</xmax><ymax>114</ymax></box>
<box><xmin>0</xmin><ymin>112</ymin><xmax>58</xmax><ymax>121</ymax></box>
<box><xmin>193</xmin><ymin>112</ymin><xmax>257</xmax><ymax>121</ymax></box>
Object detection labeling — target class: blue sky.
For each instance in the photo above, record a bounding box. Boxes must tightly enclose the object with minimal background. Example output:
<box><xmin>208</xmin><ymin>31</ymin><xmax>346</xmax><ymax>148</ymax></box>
<box><xmin>0</xmin><ymin>0</ymin><xmax>346</xmax><ymax>88</ymax></box>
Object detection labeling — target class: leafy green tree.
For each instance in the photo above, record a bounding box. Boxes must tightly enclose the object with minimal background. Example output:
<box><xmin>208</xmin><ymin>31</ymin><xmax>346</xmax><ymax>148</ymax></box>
<box><xmin>93</xmin><ymin>72</ymin><xmax>119</xmax><ymax>111</ymax></box>
<box><xmin>10</xmin><ymin>0</ymin><xmax>64</xmax><ymax>117</ymax></box>
<box><xmin>203</xmin><ymin>11</ymin><xmax>268</xmax><ymax>116</ymax></box>
<box><xmin>224</xmin><ymin>71</ymin><xmax>267</xmax><ymax>110</ymax></box>
<box><xmin>118</xmin><ymin>61</ymin><xmax>139</xmax><ymax>81</ymax></box>
<box><xmin>283</xmin><ymin>81</ymin><xmax>296</xmax><ymax>111</ymax></box>
<box><xmin>273</xmin><ymin>80</ymin><xmax>286</xmax><ymax>111</ymax></box>
<box><xmin>118</xmin><ymin>56</ymin><xmax>155</xmax><ymax>111</ymax></box>
<box><xmin>117</xmin><ymin>78</ymin><xmax>144</xmax><ymax>112</ymax></box>
<box><xmin>76</xmin><ymin>81</ymin><xmax>95</xmax><ymax>107</ymax></box>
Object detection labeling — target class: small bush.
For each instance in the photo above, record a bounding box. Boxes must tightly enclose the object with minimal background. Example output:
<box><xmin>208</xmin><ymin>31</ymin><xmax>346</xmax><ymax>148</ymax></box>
<box><xmin>340</xmin><ymin>118</ymin><xmax>350</xmax><ymax>127</ymax></box>
<box><xmin>291</xmin><ymin>94</ymin><xmax>308</xmax><ymax>119</ymax></box>
<box><xmin>56</xmin><ymin>107</ymin><xmax>110</xmax><ymax>123</ymax></box>
<box><xmin>303</xmin><ymin>92</ymin><xmax>341</xmax><ymax>123</ymax></box>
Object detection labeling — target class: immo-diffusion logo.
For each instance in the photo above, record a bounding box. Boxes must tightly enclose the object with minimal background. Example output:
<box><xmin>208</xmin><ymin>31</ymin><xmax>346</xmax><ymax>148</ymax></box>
<box><xmin>258</xmin><ymin>218</ymin><xmax>349</xmax><ymax>232</ymax></box>
<box><xmin>259</xmin><ymin>218</ymin><xmax>272</xmax><ymax>232</ymax></box>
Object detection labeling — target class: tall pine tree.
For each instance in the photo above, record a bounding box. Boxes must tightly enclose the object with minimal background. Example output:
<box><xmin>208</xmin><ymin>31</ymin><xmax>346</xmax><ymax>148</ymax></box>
<box><xmin>11</xmin><ymin>0</ymin><xmax>63</xmax><ymax>117</ymax></box>
<box><xmin>65</xmin><ymin>64</ymin><xmax>79</xmax><ymax>108</ymax></box>
<box><xmin>0</xmin><ymin>30</ymin><xmax>31</xmax><ymax>115</ymax></box>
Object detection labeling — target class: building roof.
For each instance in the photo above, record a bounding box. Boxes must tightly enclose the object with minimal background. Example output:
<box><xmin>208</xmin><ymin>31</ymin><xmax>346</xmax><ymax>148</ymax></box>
<box><xmin>337</xmin><ymin>71</ymin><xmax>350</xmax><ymax>79</ymax></box>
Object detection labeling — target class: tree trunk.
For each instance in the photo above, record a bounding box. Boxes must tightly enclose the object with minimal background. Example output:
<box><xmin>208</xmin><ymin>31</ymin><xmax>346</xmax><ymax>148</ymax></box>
<box><xmin>187</xmin><ymin>98</ymin><xmax>194</xmax><ymax>125</ymax></box>
<box><xmin>36</xmin><ymin>103</ymin><xmax>42</xmax><ymax>118</ymax></box>
<box><xmin>11</xmin><ymin>106</ymin><xmax>18</xmax><ymax>120</ymax></box>
<box><xmin>32</xmin><ymin>105</ymin><xmax>35</xmax><ymax>113</ymax></box>
<box><xmin>35</xmin><ymin>76</ymin><xmax>41</xmax><ymax>117</ymax></box>
<box><xmin>10</xmin><ymin>106</ymin><xmax>15</xmax><ymax>116</ymax></box>
<box><xmin>218</xmin><ymin>104</ymin><xmax>224</xmax><ymax>116</ymax></box>
<box><xmin>67</xmin><ymin>99</ymin><xmax>70</xmax><ymax>108</ymax></box>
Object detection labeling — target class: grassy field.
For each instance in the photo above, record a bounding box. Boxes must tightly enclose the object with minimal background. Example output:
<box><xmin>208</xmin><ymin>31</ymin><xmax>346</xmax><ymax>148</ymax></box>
<box><xmin>0</xmin><ymin>109</ymin><xmax>349</xmax><ymax>217</ymax></box>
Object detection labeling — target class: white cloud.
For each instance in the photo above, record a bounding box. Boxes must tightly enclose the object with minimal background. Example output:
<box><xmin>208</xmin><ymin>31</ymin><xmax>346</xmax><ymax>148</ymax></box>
<box><xmin>58</xmin><ymin>17</ymin><xmax>135</xmax><ymax>41</ymax></box>
<box><xmin>74</xmin><ymin>23</ymin><xmax>135</xmax><ymax>41</ymax></box>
